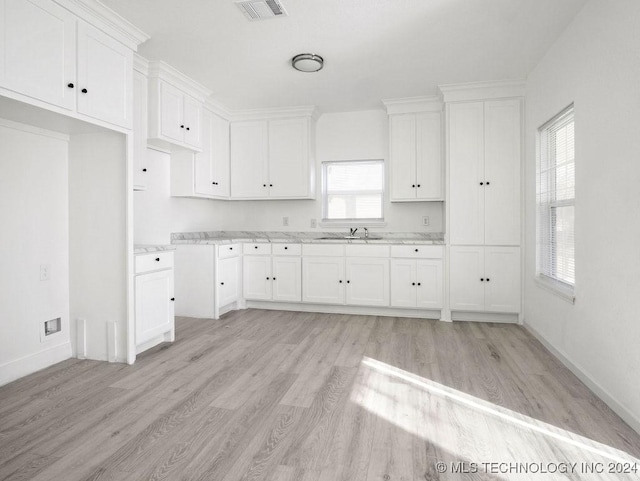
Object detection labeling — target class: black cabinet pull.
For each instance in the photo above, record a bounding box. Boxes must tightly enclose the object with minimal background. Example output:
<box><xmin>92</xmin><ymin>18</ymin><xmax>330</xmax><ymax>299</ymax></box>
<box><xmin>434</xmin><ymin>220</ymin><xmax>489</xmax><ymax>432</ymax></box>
<box><xmin>180</xmin><ymin>125</ymin><xmax>184</xmax><ymax>129</ymax></box>
<box><xmin>263</xmin><ymin>184</ymin><xmax>267</xmax><ymax>187</ymax></box>
<box><xmin>266</xmin><ymin>277</ymin><xmax>270</xmax><ymax>280</ymax></box>
<box><xmin>486</xmin><ymin>278</ymin><xmax>490</xmax><ymax>282</ymax></box>
<box><xmin>347</xmin><ymin>280</ymin><xmax>350</xmax><ymax>284</ymax></box>
<box><xmin>254</xmin><ymin>246</ymin><xmax>258</xmax><ymax>249</ymax></box>
<box><xmin>155</xmin><ymin>258</ymin><xmax>160</xmax><ymax>262</ymax></box>
<box><xmin>339</xmin><ymin>280</ymin><xmax>342</xmax><ymax>283</ymax></box>
<box><xmin>273</xmin><ymin>277</ymin><xmax>276</xmax><ymax>280</ymax></box>
<box><xmin>81</xmin><ymin>88</ymin><xmax>88</xmax><ymax>93</ymax></box>
<box><xmin>411</xmin><ymin>282</ymin><xmax>416</xmax><ymax>286</ymax></box>
<box><xmin>67</xmin><ymin>83</ymin><xmax>74</xmax><ymax>88</ymax></box>
<box><xmin>220</xmin><ymin>282</ymin><xmax>224</xmax><ymax>285</ymax></box>
<box><xmin>269</xmin><ymin>184</ymin><xmax>273</xmax><ymax>187</ymax></box>
<box><xmin>480</xmin><ymin>278</ymin><xmax>484</xmax><ymax>282</ymax></box>
<box><xmin>480</xmin><ymin>182</ymin><xmax>484</xmax><ymax>185</ymax></box>
<box><xmin>414</xmin><ymin>248</ymin><xmax>419</xmax><ymax>252</ymax></box>
<box><xmin>412</xmin><ymin>184</ymin><xmax>416</xmax><ymax>188</ymax></box>
<box><xmin>417</xmin><ymin>184</ymin><xmax>421</xmax><ymax>187</ymax></box>
<box><xmin>229</xmin><ymin>247</ymin><xmax>233</xmax><ymax>250</ymax></box>
<box><xmin>186</xmin><ymin>127</ymin><xmax>190</xmax><ymax>131</ymax></box>
<box><xmin>284</xmin><ymin>246</ymin><xmax>288</xmax><ymax>249</ymax></box>
<box><xmin>486</xmin><ymin>181</ymin><xmax>490</xmax><ymax>185</ymax></box>
<box><xmin>142</xmin><ymin>168</ymin><xmax>147</xmax><ymax>172</ymax></box>
<box><xmin>417</xmin><ymin>282</ymin><xmax>421</xmax><ymax>286</ymax></box>
<box><xmin>170</xmin><ymin>297</ymin><xmax>175</xmax><ymax>301</ymax></box>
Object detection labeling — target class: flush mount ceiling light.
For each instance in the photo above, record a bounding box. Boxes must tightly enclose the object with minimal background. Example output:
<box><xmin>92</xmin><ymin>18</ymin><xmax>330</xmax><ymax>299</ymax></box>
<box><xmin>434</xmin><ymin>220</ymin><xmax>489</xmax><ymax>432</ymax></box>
<box><xmin>292</xmin><ymin>53</ymin><xmax>324</xmax><ymax>73</ymax></box>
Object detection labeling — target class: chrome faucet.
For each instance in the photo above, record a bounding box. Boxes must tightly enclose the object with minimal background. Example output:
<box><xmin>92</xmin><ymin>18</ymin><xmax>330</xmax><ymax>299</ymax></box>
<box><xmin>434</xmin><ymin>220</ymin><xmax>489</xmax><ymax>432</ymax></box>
<box><xmin>364</xmin><ymin>227</ymin><xmax>369</xmax><ymax>238</ymax></box>
<box><xmin>349</xmin><ymin>227</ymin><xmax>358</xmax><ymax>237</ymax></box>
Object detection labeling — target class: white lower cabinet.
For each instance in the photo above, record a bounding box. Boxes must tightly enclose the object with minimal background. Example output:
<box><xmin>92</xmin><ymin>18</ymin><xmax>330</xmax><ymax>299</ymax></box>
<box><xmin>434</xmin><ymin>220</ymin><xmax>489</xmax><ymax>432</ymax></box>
<box><xmin>450</xmin><ymin>246</ymin><xmax>520</xmax><ymax>313</ymax></box>
<box><xmin>135</xmin><ymin>251</ymin><xmax>175</xmax><ymax>351</ymax></box>
<box><xmin>345</xmin><ymin>257</ymin><xmax>389</xmax><ymax>307</ymax></box>
<box><xmin>243</xmin><ymin>244</ymin><xmax>302</xmax><ymax>302</ymax></box>
<box><xmin>218</xmin><ymin>256</ymin><xmax>240</xmax><ymax>307</ymax></box>
<box><xmin>302</xmin><ymin>256</ymin><xmax>345</xmax><ymax>304</ymax></box>
<box><xmin>390</xmin><ymin>259</ymin><xmax>443</xmax><ymax>309</ymax></box>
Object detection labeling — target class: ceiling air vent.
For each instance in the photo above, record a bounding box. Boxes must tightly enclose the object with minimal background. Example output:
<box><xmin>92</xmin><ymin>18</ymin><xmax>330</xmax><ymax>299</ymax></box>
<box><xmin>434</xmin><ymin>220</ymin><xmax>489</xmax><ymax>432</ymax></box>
<box><xmin>235</xmin><ymin>0</ymin><xmax>288</xmax><ymax>21</ymax></box>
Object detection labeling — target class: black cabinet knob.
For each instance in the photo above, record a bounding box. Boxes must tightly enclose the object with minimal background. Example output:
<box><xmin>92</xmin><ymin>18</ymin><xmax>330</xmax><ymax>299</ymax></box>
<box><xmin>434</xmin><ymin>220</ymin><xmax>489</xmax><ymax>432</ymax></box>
<box><xmin>263</xmin><ymin>184</ymin><xmax>267</xmax><ymax>187</ymax></box>
<box><xmin>266</xmin><ymin>277</ymin><xmax>270</xmax><ymax>280</ymax></box>
<box><xmin>273</xmin><ymin>277</ymin><xmax>276</xmax><ymax>280</ymax></box>
<box><xmin>81</xmin><ymin>88</ymin><xmax>88</xmax><ymax>93</ymax></box>
<box><xmin>417</xmin><ymin>282</ymin><xmax>421</xmax><ymax>286</ymax></box>
<box><xmin>412</xmin><ymin>184</ymin><xmax>416</xmax><ymax>188</ymax></box>
<box><xmin>412</xmin><ymin>282</ymin><xmax>416</xmax><ymax>286</ymax></box>
<box><xmin>180</xmin><ymin>125</ymin><xmax>184</xmax><ymax>129</ymax></box>
<box><xmin>170</xmin><ymin>297</ymin><xmax>175</xmax><ymax>301</ymax></box>
<box><xmin>67</xmin><ymin>83</ymin><xmax>74</xmax><ymax>88</ymax></box>
<box><xmin>220</xmin><ymin>282</ymin><xmax>224</xmax><ymax>285</ymax></box>
<box><xmin>486</xmin><ymin>181</ymin><xmax>490</xmax><ymax>185</ymax></box>
<box><xmin>347</xmin><ymin>280</ymin><xmax>350</xmax><ymax>284</ymax></box>
<box><xmin>155</xmin><ymin>258</ymin><xmax>160</xmax><ymax>262</ymax></box>
<box><xmin>269</xmin><ymin>184</ymin><xmax>273</xmax><ymax>187</ymax></box>
<box><xmin>229</xmin><ymin>247</ymin><xmax>233</xmax><ymax>250</ymax></box>
<box><xmin>284</xmin><ymin>246</ymin><xmax>288</xmax><ymax>250</ymax></box>
<box><xmin>486</xmin><ymin>278</ymin><xmax>490</xmax><ymax>282</ymax></box>
<box><xmin>480</xmin><ymin>278</ymin><xmax>484</xmax><ymax>282</ymax></box>
<box><xmin>186</xmin><ymin>127</ymin><xmax>190</xmax><ymax>131</ymax></box>
<box><xmin>480</xmin><ymin>182</ymin><xmax>484</xmax><ymax>185</ymax></box>
<box><xmin>417</xmin><ymin>184</ymin><xmax>421</xmax><ymax>187</ymax></box>
<box><xmin>414</xmin><ymin>248</ymin><xmax>419</xmax><ymax>252</ymax></box>
<box><xmin>339</xmin><ymin>280</ymin><xmax>342</xmax><ymax>283</ymax></box>
<box><xmin>142</xmin><ymin>168</ymin><xmax>147</xmax><ymax>172</ymax></box>
<box><xmin>254</xmin><ymin>246</ymin><xmax>258</xmax><ymax>249</ymax></box>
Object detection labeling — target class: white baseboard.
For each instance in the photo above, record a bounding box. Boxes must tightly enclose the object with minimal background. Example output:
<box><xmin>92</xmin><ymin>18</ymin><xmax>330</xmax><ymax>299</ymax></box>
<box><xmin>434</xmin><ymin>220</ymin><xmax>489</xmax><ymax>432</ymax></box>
<box><xmin>0</xmin><ymin>342</ymin><xmax>72</xmax><ymax>387</ymax></box>
<box><xmin>452</xmin><ymin>311</ymin><xmax>519</xmax><ymax>323</ymax></box>
<box><xmin>244</xmin><ymin>301</ymin><xmax>442</xmax><ymax>320</ymax></box>
<box><xmin>524</xmin><ymin>321</ymin><xmax>640</xmax><ymax>435</ymax></box>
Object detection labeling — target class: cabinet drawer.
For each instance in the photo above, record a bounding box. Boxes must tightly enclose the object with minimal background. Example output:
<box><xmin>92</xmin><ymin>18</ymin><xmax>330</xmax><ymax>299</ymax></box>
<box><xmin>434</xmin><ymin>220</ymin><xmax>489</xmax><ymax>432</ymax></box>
<box><xmin>272</xmin><ymin>243</ymin><xmax>302</xmax><ymax>256</ymax></box>
<box><xmin>243</xmin><ymin>243</ymin><xmax>272</xmax><ymax>255</ymax></box>
<box><xmin>218</xmin><ymin>244</ymin><xmax>241</xmax><ymax>259</ymax></box>
<box><xmin>345</xmin><ymin>245</ymin><xmax>390</xmax><ymax>258</ymax></box>
<box><xmin>390</xmin><ymin>245</ymin><xmax>443</xmax><ymax>259</ymax></box>
<box><xmin>136</xmin><ymin>252</ymin><xmax>174</xmax><ymax>274</ymax></box>
<box><xmin>302</xmin><ymin>244</ymin><xmax>344</xmax><ymax>257</ymax></box>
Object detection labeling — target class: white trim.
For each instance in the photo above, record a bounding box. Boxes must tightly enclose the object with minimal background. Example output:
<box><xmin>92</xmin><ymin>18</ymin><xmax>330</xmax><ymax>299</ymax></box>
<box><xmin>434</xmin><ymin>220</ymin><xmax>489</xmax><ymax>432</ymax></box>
<box><xmin>382</xmin><ymin>96</ymin><xmax>443</xmax><ymax>115</ymax></box>
<box><xmin>133</xmin><ymin>53</ymin><xmax>149</xmax><ymax>75</ymax></box>
<box><xmin>439</xmin><ymin>79</ymin><xmax>526</xmax><ymax>103</ymax></box>
<box><xmin>147</xmin><ymin>61</ymin><xmax>212</xmax><ymax>102</ymax></box>
<box><xmin>451</xmin><ymin>311</ymin><xmax>519</xmax><ymax>323</ymax></box>
<box><xmin>534</xmin><ymin>274</ymin><xmax>575</xmax><ymax>304</ymax></box>
<box><xmin>204</xmin><ymin>99</ymin><xmax>233</xmax><ymax>121</ymax></box>
<box><xmin>0</xmin><ymin>117</ymin><xmax>70</xmax><ymax>141</ymax></box>
<box><xmin>53</xmin><ymin>0</ymin><xmax>149</xmax><ymax>50</ymax></box>
<box><xmin>0</xmin><ymin>342</ymin><xmax>72</xmax><ymax>387</ymax></box>
<box><xmin>318</xmin><ymin>221</ymin><xmax>387</xmax><ymax>228</ymax></box>
<box><xmin>524</xmin><ymin>322</ymin><xmax>640</xmax><ymax>435</ymax></box>
<box><xmin>244</xmin><ymin>301</ymin><xmax>442</xmax><ymax>320</ymax></box>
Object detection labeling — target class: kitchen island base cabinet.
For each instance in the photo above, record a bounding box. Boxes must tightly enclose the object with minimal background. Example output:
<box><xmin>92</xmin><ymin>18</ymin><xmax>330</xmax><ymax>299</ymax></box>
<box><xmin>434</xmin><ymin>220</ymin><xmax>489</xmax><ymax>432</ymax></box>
<box><xmin>134</xmin><ymin>251</ymin><xmax>175</xmax><ymax>354</ymax></box>
<box><xmin>450</xmin><ymin>246</ymin><xmax>520</xmax><ymax>314</ymax></box>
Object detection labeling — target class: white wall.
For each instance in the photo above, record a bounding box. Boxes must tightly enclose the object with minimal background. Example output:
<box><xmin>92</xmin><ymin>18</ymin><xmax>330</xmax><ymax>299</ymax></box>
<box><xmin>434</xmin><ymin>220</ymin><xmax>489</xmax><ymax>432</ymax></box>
<box><xmin>134</xmin><ymin>109</ymin><xmax>443</xmax><ymax>243</ymax></box>
<box><xmin>0</xmin><ymin>120</ymin><xmax>72</xmax><ymax>385</ymax></box>
<box><xmin>524</xmin><ymin>0</ymin><xmax>640</xmax><ymax>431</ymax></box>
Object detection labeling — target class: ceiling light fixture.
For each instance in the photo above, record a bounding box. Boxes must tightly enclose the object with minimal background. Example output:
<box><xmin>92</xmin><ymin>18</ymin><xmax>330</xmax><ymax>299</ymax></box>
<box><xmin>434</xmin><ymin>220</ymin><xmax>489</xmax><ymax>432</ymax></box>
<box><xmin>292</xmin><ymin>53</ymin><xmax>324</xmax><ymax>73</ymax></box>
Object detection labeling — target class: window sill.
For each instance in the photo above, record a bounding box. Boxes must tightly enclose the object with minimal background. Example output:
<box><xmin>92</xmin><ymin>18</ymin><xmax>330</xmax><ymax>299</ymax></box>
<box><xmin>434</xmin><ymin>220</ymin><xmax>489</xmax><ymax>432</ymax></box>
<box><xmin>535</xmin><ymin>275</ymin><xmax>575</xmax><ymax>304</ymax></box>
<box><xmin>319</xmin><ymin>220</ymin><xmax>387</xmax><ymax>228</ymax></box>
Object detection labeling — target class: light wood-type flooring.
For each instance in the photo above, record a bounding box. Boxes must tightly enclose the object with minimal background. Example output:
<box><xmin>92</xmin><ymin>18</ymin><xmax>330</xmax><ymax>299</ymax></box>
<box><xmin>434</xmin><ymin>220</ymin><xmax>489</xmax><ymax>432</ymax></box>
<box><xmin>1</xmin><ymin>309</ymin><xmax>640</xmax><ymax>481</ymax></box>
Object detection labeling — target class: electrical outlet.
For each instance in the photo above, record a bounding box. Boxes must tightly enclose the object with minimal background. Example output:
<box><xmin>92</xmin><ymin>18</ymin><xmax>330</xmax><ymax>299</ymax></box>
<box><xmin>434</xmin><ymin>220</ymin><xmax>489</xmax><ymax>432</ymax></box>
<box><xmin>283</xmin><ymin>216</ymin><xmax>289</xmax><ymax>226</ymax></box>
<box><xmin>422</xmin><ymin>216</ymin><xmax>430</xmax><ymax>226</ymax></box>
<box><xmin>310</xmin><ymin>218</ymin><xmax>317</xmax><ymax>228</ymax></box>
<box><xmin>40</xmin><ymin>264</ymin><xmax>50</xmax><ymax>281</ymax></box>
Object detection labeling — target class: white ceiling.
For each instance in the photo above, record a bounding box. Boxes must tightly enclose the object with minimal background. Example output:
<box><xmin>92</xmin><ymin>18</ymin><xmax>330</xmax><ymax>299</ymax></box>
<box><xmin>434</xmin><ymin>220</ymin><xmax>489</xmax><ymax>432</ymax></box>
<box><xmin>101</xmin><ymin>0</ymin><xmax>587</xmax><ymax>113</ymax></box>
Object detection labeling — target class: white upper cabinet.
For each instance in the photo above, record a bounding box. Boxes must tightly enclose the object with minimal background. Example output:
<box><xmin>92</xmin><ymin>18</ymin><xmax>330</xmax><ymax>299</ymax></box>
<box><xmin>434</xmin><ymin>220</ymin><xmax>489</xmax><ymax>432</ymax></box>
<box><xmin>449</xmin><ymin>98</ymin><xmax>521</xmax><ymax>246</ymax></box>
<box><xmin>132</xmin><ymin>66</ymin><xmax>148</xmax><ymax>190</ymax></box>
<box><xmin>230</xmin><ymin>114</ymin><xmax>315</xmax><ymax>200</ymax></box>
<box><xmin>210</xmin><ymin>113</ymin><xmax>230</xmax><ymax>197</ymax></box>
<box><xmin>0</xmin><ymin>0</ymin><xmax>76</xmax><ymax>110</ymax></box>
<box><xmin>147</xmin><ymin>61</ymin><xmax>210</xmax><ymax>152</ymax></box>
<box><xmin>0</xmin><ymin>0</ymin><xmax>145</xmax><ymax>130</ymax></box>
<box><xmin>76</xmin><ymin>22</ymin><xmax>132</xmax><ymax>128</ymax></box>
<box><xmin>389</xmin><ymin>111</ymin><xmax>443</xmax><ymax>201</ymax></box>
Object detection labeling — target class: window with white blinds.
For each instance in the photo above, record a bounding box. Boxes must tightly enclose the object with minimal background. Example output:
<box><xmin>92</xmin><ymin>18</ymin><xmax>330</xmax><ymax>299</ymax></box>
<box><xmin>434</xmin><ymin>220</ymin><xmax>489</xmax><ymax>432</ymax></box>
<box><xmin>537</xmin><ymin>105</ymin><xmax>575</xmax><ymax>293</ymax></box>
<box><xmin>322</xmin><ymin>160</ymin><xmax>384</xmax><ymax>221</ymax></box>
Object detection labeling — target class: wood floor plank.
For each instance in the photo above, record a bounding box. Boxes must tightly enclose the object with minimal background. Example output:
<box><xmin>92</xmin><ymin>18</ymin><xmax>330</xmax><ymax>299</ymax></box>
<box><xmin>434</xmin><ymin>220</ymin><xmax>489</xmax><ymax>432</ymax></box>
<box><xmin>1</xmin><ymin>310</ymin><xmax>639</xmax><ymax>481</ymax></box>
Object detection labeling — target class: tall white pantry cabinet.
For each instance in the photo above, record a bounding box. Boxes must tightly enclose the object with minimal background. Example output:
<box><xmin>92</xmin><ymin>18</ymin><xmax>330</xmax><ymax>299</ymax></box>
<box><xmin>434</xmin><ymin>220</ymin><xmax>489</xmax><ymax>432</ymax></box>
<box><xmin>445</xmin><ymin>87</ymin><xmax>523</xmax><ymax>319</ymax></box>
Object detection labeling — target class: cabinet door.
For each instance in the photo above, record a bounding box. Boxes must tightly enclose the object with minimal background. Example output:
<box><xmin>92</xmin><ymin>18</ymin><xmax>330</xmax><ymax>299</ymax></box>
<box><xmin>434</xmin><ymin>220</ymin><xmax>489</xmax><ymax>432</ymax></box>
<box><xmin>218</xmin><ymin>256</ymin><xmax>239</xmax><ymax>307</ymax></box>
<box><xmin>484</xmin><ymin>99</ymin><xmax>521</xmax><ymax>246</ymax></box>
<box><xmin>272</xmin><ymin>256</ymin><xmax>301</xmax><ymax>302</ymax></box>
<box><xmin>389</xmin><ymin>114</ymin><xmax>417</xmax><ymax>201</ymax></box>
<box><xmin>450</xmin><ymin>246</ymin><xmax>485</xmax><ymax>311</ymax></box>
<box><xmin>132</xmin><ymin>70</ymin><xmax>148</xmax><ymax>190</ymax></box>
<box><xmin>416</xmin><ymin>112</ymin><xmax>443</xmax><ymax>200</ymax></box>
<box><xmin>345</xmin><ymin>257</ymin><xmax>389</xmax><ymax>307</ymax></box>
<box><xmin>211</xmin><ymin>113</ymin><xmax>230</xmax><ymax>197</ymax></box>
<box><xmin>1</xmin><ymin>0</ymin><xmax>76</xmax><ymax>110</ymax></box>
<box><xmin>159</xmin><ymin>81</ymin><xmax>184</xmax><ymax>142</ymax></box>
<box><xmin>268</xmin><ymin>118</ymin><xmax>310</xmax><ymax>198</ymax></box>
<box><xmin>230</xmin><ymin>120</ymin><xmax>268</xmax><ymax>198</ymax></box>
<box><xmin>76</xmin><ymin>23</ymin><xmax>132</xmax><ymax>128</ymax></box>
<box><xmin>135</xmin><ymin>269</ymin><xmax>174</xmax><ymax>345</ymax></box>
<box><xmin>243</xmin><ymin>255</ymin><xmax>272</xmax><ymax>300</ymax></box>
<box><xmin>182</xmin><ymin>95</ymin><xmax>201</xmax><ymax>148</ymax></box>
<box><xmin>416</xmin><ymin>259</ymin><xmax>443</xmax><ymax>309</ymax></box>
<box><xmin>390</xmin><ymin>259</ymin><xmax>417</xmax><ymax>307</ymax></box>
<box><xmin>485</xmin><ymin>247</ymin><xmax>521</xmax><ymax>313</ymax></box>
<box><xmin>449</xmin><ymin>102</ymin><xmax>485</xmax><ymax>245</ymax></box>
<box><xmin>194</xmin><ymin>109</ymin><xmax>213</xmax><ymax>196</ymax></box>
<box><xmin>302</xmin><ymin>257</ymin><xmax>344</xmax><ymax>304</ymax></box>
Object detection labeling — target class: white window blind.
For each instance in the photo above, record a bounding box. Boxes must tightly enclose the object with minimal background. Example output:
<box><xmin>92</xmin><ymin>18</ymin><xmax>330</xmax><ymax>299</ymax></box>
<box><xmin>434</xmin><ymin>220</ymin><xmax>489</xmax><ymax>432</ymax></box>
<box><xmin>323</xmin><ymin>160</ymin><xmax>384</xmax><ymax>221</ymax></box>
<box><xmin>537</xmin><ymin>105</ymin><xmax>575</xmax><ymax>290</ymax></box>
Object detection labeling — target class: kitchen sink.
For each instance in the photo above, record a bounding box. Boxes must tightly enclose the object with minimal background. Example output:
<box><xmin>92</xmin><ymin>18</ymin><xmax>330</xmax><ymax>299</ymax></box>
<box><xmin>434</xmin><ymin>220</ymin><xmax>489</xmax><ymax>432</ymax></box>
<box><xmin>316</xmin><ymin>236</ymin><xmax>384</xmax><ymax>240</ymax></box>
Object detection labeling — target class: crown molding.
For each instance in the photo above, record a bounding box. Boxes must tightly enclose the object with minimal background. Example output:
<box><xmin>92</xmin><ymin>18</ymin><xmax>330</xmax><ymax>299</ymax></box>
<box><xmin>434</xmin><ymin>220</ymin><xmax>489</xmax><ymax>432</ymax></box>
<box><xmin>147</xmin><ymin>61</ymin><xmax>212</xmax><ymax>102</ymax></box>
<box><xmin>133</xmin><ymin>54</ymin><xmax>149</xmax><ymax>75</ymax></box>
<box><xmin>53</xmin><ymin>0</ymin><xmax>149</xmax><ymax>50</ymax></box>
<box><xmin>204</xmin><ymin>98</ymin><xmax>233</xmax><ymax>120</ymax></box>
<box><xmin>382</xmin><ymin>95</ymin><xmax>443</xmax><ymax>115</ymax></box>
<box><xmin>438</xmin><ymin>79</ymin><xmax>526</xmax><ymax>103</ymax></box>
<box><xmin>230</xmin><ymin>105</ymin><xmax>319</xmax><ymax>122</ymax></box>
